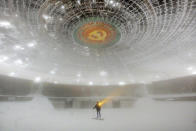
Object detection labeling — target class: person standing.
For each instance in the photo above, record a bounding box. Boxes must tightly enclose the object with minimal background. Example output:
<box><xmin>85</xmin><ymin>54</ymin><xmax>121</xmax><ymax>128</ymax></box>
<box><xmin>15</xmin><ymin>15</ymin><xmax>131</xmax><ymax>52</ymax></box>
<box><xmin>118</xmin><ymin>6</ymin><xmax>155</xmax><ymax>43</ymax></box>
<box><xmin>93</xmin><ymin>101</ymin><xmax>101</xmax><ymax>119</ymax></box>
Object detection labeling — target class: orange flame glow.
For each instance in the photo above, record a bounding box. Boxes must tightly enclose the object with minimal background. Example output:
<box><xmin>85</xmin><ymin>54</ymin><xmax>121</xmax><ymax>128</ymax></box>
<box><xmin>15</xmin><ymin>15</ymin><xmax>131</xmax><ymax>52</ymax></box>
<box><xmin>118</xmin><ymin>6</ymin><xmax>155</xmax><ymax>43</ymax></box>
<box><xmin>98</xmin><ymin>87</ymin><xmax>125</xmax><ymax>107</ymax></box>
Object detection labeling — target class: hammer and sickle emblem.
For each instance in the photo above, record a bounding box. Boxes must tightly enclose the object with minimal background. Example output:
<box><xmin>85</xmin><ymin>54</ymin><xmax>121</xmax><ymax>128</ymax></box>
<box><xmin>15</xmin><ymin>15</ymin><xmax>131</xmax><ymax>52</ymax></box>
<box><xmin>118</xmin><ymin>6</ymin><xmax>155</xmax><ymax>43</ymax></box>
<box><xmin>88</xmin><ymin>30</ymin><xmax>107</xmax><ymax>41</ymax></box>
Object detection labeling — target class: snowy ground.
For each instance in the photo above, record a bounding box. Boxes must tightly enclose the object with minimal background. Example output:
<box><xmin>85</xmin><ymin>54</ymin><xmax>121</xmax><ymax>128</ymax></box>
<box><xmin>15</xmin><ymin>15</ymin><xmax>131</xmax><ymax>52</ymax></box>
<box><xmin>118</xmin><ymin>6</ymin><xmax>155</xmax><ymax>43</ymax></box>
<box><xmin>0</xmin><ymin>96</ymin><xmax>196</xmax><ymax>131</ymax></box>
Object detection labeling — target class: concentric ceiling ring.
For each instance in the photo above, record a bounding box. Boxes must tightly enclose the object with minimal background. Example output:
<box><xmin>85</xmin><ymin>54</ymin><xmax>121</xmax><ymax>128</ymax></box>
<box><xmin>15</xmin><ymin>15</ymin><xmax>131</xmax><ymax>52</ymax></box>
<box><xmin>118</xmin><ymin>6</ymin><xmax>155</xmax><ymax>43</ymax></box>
<box><xmin>37</xmin><ymin>0</ymin><xmax>145</xmax><ymax>49</ymax></box>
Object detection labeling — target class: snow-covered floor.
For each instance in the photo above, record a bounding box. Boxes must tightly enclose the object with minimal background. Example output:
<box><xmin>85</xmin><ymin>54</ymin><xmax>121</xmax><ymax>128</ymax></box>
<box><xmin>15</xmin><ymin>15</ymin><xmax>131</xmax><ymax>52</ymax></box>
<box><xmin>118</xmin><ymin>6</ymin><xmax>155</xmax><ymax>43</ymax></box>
<box><xmin>0</xmin><ymin>96</ymin><xmax>196</xmax><ymax>131</ymax></box>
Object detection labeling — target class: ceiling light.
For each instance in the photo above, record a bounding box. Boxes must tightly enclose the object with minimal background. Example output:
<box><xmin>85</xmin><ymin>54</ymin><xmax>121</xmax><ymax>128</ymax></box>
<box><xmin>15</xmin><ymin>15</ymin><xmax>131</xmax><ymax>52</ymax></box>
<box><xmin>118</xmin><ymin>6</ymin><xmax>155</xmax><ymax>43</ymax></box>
<box><xmin>61</xmin><ymin>5</ymin><xmax>65</xmax><ymax>9</ymax></box>
<box><xmin>0</xmin><ymin>21</ymin><xmax>13</xmax><ymax>29</ymax></box>
<box><xmin>42</xmin><ymin>14</ymin><xmax>50</xmax><ymax>20</ymax></box>
<box><xmin>192</xmin><ymin>71</ymin><xmax>196</xmax><ymax>75</ymax></box>
<box><xmin>14</xmin><ymin>59</ymin><xmax>23</xmax><ymax>65</ymax></box>
<box><xmin>50</xmin><ymin>70</ymin><xmax>56</xmax><ymax>75</ymax></box>
<box><xmin>77</xmin><ymin>0</ymin><xmax>81</xmax><ymax>5</ymax></box>
<box><xmin>89</xmin><ymin>81</ymin><xmax>94</xmax><ymax>85</ymax></box>
<box><xmin>27</xmin><ymin>42</ymin><xmax>36</xmax><ymax>47</ymax></box>
<box><xmin>118</xmin><ymin>81</ymin><xmax>125</xmax><ymax>86</ymax></box>
<box><xmin>34</xmin><ymin>77</ymin><xmax>41</xmax><ymax>83</ymax></box>
<box><xmin>9</xmin><ymin>72</ymin><xmax>16</xmax><ymax>77</ymax></box>
<box><xmin>109</xmin><ymin>0</ymin><xmax>114</xmax><ymax>4</ymax></box>
<box><xmin>54</xmin><ymin>81</ymin><xmax>58</xmax><ymax>84</ymax></box>
<box><xmin>0</xmin><ymin>56</ymin><xmax>8</xmax><ymax>62</ymax></box>
<box><xmin>14</xmin><ymin>45</ymin><xmax>24</xmax><ymax>50</ymax></box>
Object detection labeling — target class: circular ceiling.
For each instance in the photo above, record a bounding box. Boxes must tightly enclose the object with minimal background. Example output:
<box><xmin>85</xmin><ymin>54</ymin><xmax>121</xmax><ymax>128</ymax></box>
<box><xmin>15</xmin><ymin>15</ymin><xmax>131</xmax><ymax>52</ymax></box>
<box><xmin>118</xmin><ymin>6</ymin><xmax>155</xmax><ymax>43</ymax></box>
<box><xmin>0</xmin><ymin>0</ymin><xmax>195</xmax><ymax>85</ymax></box>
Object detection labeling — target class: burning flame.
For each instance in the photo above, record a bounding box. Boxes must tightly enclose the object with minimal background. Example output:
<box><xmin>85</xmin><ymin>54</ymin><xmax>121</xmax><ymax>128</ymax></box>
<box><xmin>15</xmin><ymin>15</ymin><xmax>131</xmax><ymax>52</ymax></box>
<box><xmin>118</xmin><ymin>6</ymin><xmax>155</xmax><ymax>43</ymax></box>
<box><xmin>98</xmin><ymin>87</ymin><xmax>125</xmax><ymax>107</ymax></box>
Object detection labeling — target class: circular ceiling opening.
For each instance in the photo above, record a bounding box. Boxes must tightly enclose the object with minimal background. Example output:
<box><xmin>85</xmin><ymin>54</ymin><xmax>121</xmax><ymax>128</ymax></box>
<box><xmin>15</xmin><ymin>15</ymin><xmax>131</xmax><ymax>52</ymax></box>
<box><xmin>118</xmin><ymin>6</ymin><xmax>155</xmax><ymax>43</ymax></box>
<box><xmin>73</xmin><ymin>18</ymin><xmax>121</xmax><ymax>48</ymax></box>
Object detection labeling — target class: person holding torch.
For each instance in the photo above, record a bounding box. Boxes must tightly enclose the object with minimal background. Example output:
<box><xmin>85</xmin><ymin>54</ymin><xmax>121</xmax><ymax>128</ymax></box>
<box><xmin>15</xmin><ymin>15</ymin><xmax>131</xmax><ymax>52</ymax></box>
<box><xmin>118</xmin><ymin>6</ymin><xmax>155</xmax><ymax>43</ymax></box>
<box><xmin>93</xmin><ymin>101</ymin><xmax>102</xmax><ymax>119</ymax></box>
